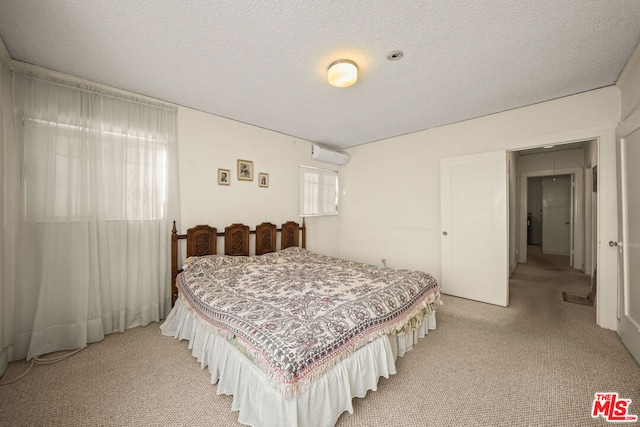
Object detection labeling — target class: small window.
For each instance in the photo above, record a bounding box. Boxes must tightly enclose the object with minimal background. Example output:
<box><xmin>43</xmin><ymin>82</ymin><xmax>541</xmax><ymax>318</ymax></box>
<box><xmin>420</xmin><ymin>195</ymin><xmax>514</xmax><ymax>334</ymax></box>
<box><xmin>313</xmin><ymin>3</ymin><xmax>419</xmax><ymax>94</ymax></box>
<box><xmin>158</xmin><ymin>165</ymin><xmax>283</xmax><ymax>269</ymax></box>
<box><xmin>298</xmin><ymin>165</ymin><xmax>338</xmax><ymax>216</ymax></box>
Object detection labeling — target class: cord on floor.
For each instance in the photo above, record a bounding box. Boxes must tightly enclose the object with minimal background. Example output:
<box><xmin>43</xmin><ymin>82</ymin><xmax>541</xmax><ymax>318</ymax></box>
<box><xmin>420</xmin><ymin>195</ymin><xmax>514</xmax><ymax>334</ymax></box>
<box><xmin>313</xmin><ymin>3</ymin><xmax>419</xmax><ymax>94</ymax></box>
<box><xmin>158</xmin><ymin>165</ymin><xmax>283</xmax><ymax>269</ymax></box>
<box><xmin>0</xmin><ymin>347</ymin><xmax>84</xmax><ymax>386</ymax></box>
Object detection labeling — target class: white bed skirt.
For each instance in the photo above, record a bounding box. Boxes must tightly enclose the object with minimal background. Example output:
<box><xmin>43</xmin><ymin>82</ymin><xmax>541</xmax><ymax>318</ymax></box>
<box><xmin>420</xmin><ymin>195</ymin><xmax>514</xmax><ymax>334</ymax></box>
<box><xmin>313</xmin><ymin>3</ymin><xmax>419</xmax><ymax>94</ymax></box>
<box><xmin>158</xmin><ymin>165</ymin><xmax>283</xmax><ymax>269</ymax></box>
<box><xmin>160</xmin><ymin>299</ymin><xmax>436</xmax><ymax>427</ymax></box>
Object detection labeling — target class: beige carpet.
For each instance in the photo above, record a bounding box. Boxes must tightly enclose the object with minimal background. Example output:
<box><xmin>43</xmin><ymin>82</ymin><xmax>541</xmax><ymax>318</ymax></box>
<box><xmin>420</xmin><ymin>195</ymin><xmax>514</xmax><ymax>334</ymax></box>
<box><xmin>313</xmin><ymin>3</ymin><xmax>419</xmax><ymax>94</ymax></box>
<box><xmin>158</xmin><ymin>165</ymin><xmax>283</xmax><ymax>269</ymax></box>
<box><xmin>1</xmin><ymin>249</ymin><xmax>639</xmax><ymax>426</ymax></box>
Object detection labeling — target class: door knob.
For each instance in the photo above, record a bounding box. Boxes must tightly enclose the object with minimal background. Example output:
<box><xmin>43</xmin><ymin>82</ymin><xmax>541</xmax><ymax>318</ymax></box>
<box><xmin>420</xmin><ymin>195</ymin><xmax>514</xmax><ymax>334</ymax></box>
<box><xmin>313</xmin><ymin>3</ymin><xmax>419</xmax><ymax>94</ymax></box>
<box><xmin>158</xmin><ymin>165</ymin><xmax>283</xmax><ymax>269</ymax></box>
<box><xmin>609</xmin><ymin>241</ymin><xmax>621</xmax><ymax>247</ymax></box>
<box><xmin>442</xmin><ymin>231</ymin><xmax>448</xmax><ymax>236</ymax></box>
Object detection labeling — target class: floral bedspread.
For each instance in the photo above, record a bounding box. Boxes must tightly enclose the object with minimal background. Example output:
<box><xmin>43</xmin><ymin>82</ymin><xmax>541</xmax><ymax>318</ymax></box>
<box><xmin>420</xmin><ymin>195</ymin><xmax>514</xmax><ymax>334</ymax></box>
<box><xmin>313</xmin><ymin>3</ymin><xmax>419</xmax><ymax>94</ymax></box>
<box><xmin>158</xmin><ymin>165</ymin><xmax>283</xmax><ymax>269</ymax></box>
<box><xmin>177</xmin><ymin>247</ymin><xmax>441</xmax><ymax>398</ymax></box>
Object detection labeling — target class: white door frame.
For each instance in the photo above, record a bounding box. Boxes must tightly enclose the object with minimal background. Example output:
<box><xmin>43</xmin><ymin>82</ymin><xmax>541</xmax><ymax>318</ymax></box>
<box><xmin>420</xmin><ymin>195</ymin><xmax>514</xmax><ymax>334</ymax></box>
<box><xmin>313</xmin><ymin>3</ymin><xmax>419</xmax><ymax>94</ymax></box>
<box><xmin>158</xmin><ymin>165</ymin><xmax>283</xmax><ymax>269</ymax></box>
<box><xmin>598</xmin><ymin>129</ymin><xmax>619</xmax><ymax>330</ymax></box>
<box><xmin>584</xmin><ymin>166</ymin><xmax>595</xmax><ymax>276</ymax></box>
<box><xmin>506</xmin><ymin>124</ymin><xmax>618</xmax><ymax>331</ymax></box>
<box><xmin>518</xmin><ymin>168</ymin><xmax>584</xmax><ymax>269</ymax></box>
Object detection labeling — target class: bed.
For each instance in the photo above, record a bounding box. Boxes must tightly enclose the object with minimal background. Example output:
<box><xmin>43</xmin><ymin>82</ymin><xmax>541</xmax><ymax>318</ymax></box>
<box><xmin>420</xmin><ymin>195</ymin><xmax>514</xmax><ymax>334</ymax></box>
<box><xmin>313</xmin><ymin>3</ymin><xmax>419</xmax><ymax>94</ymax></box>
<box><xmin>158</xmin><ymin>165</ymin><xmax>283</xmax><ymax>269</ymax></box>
<box><xmin>161</xmin><ymin>220</ymin><xmax>442</xmax><ymax>427</ymax></box>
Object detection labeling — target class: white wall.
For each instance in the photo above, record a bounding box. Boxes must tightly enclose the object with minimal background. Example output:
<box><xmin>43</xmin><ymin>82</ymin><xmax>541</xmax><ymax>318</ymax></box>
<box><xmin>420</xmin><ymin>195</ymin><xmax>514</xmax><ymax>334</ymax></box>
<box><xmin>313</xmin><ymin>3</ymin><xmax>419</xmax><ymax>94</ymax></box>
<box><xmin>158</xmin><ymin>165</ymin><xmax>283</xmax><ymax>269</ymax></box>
<box><xmin>342</xmin><ymin>89</ymin><xmax>617</xmax><ymax>273</ymax></box>
<box><xmin>177</xmin><ymin>107</ymin><xmax>341</xmax><ymax>256</ymax></box>
<box><xmin>341</xmin><ymin>87</ymin><xmax>620</xmax><ymax>329</ymax></box>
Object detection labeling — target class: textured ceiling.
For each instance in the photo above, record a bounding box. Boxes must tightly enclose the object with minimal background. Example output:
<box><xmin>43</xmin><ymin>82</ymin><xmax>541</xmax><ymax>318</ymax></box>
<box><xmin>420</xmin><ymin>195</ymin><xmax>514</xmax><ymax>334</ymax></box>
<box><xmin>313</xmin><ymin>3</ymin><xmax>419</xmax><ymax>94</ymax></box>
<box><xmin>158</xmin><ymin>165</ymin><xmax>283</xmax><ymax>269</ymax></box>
<box><xmin>1</xmin><ymin>1</ymin><xmax>639</xmax><ymax>149</ymax></box>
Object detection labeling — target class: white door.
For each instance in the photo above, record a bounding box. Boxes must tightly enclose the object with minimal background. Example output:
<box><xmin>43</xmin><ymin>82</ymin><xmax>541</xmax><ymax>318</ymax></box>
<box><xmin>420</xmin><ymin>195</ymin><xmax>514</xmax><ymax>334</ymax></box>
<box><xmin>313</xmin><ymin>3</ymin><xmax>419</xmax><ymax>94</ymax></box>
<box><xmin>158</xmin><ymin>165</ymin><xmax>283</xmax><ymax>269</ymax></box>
<box><xmin>618</xmin><ymin>136</ymin><xmax>640</xmax><ymax>364</ymax></box>
<box><xmin>541</xmin><ymin>175</ymin><xmax>572</xmax><ymax>256</ymax></box>
<box><xmin>441</xmin><ymin>150</ymin><xmax>508</xmax><ymax>307</ymax></box>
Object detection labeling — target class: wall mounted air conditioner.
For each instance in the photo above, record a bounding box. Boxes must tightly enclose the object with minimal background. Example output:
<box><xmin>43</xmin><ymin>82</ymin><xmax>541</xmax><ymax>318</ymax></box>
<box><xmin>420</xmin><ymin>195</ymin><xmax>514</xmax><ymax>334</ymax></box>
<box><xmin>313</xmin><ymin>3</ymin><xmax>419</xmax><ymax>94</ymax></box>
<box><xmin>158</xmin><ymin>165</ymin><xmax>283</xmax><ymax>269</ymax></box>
<box><xmin>311</xmin><ymin>144</ymin><xmax>350</xmax><ymax>165</ymax></box>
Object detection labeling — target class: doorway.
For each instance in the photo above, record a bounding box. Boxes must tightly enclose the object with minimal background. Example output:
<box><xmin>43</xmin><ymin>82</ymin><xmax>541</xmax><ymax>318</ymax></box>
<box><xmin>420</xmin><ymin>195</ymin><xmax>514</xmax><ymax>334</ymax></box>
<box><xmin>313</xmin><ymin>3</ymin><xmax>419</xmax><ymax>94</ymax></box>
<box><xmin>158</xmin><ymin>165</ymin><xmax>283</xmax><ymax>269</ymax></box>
<box><xmin>519</xmin><ymin>170</ymin><xmax>584</xmax><ymax>270</ymax></box>
<box><xmin>515</xmin><ymin>140</ymin><xmax>595</xmax><ymax>272</ymax></box>
<box><xmin>527</xmin><ymin>174</ymin><xmax>573</xmax><ymax>264</ymax></box>
<box><xmin>512</xmin><ymin>141</ymin><xmax>597</xmax><ymax>315</ymax></box>
<box><xmin>512</xmin><ymin>141</ymin><xmax>597</xmax><ymax>281</ymax></box>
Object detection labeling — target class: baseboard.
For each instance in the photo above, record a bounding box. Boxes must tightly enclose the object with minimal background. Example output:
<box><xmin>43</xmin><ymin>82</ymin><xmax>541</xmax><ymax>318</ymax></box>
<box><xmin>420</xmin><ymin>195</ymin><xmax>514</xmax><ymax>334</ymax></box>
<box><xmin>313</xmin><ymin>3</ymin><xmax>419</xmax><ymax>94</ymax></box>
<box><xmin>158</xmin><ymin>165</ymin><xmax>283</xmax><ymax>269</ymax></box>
<box><xmin>510</xmin><ymin>261</ymin><xmax>518</xmax><ymax>278</ymax></box>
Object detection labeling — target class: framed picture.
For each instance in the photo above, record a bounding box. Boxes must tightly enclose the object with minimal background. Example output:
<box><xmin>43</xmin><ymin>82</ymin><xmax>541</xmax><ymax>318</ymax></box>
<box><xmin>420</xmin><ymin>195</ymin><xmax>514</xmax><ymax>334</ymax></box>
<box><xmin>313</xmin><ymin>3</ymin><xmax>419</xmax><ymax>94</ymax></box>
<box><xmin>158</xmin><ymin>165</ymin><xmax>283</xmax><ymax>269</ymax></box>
<box><xmin>258</xmin><ymin>173</ymin><xmax>269</xmax><ymax>188</ymax></box>
<box><xmin>218</xmin><ymin>168</ymin><xmax>230</xmax><ymax>185</ymax></box>
<box><xmin>237</xmin><ymin>159</ymin><xmax>253</xmax><ymax>181</ymax></box>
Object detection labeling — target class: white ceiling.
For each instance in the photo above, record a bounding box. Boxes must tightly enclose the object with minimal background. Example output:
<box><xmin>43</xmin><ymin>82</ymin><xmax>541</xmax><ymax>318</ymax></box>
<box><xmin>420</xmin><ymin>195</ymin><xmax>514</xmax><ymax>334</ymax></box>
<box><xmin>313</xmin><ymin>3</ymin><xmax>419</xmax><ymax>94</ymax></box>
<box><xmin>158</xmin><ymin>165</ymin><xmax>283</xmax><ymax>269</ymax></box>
<box><xmin>1</xmin><ymin>1</ymin><xmax>639</xmax><ymax>149</ymax></box>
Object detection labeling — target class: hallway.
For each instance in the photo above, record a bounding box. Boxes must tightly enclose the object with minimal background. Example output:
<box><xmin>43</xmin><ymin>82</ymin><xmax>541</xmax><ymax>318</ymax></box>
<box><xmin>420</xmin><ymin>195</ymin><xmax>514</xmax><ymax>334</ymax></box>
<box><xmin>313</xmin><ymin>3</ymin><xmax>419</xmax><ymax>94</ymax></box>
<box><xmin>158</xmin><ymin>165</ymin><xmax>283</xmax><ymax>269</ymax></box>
<box><xmin>510</xmin><ymin>244</ymin><xmax>594</xmax><ymax>321</ymax></box>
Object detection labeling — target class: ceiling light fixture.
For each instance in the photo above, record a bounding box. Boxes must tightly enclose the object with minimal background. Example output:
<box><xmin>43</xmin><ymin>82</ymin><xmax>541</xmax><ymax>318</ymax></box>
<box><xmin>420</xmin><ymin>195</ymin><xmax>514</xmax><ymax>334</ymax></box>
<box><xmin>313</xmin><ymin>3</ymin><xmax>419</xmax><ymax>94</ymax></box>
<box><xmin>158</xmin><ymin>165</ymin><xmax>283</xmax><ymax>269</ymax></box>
<box><xmin>328</xmin><ymin>59</ymin><xmax>358</xmax><ymax>88</ymax></box>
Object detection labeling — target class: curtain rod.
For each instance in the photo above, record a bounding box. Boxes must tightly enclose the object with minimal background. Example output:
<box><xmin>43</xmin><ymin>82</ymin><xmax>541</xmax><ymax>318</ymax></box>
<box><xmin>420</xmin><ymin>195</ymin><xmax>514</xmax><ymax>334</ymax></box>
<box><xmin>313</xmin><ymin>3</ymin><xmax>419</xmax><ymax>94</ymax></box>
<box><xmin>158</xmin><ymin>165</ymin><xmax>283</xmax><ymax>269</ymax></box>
<box><xmin>10</xmin><ymin>61</ymin><xmax>176</xmax><ymax>112</ymax></box>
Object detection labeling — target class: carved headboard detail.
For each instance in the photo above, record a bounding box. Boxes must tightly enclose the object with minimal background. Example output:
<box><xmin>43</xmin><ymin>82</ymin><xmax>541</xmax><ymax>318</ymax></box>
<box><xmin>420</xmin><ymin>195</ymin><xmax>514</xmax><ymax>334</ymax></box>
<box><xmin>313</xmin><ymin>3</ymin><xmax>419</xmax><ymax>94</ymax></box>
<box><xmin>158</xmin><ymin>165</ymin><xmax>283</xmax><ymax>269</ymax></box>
<box><xmin>171</xmin><ymin>219</ymin><xmax>306</xmax><ymax>306</ymax></box>
<box><xmin>187</xmin><ymin>225</ymin><xmax>217</xmax><ymax>257</ymax></box>
<box><xmin>281</xmin><ymin>221</ymin><xmax>300</xmax><ymax>249</ymax></box>
<box><xmin>225</xmin><ymin>223</ymin><xmax>250</xmax><ymax>256</ymax></box>
<box><xmin>256</xmin><ymin>222</ymin><xmax>277</xmax><ymax>255</ymax></box>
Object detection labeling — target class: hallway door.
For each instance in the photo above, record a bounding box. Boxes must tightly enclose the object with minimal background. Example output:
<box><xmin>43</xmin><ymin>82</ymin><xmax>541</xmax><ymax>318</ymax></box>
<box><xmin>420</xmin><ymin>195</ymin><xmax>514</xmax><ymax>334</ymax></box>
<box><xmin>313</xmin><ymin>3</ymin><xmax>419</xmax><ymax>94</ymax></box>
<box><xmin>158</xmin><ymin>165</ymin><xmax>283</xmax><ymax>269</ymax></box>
<box><xmin>618</xmin><ymin>136</ymin><xmax>640</xmax><ymax>364</ymax></box>
<box><xmin>441</xmin><ymin>150</ymin><xmax>508</xmax><ymax>307</ymax></box>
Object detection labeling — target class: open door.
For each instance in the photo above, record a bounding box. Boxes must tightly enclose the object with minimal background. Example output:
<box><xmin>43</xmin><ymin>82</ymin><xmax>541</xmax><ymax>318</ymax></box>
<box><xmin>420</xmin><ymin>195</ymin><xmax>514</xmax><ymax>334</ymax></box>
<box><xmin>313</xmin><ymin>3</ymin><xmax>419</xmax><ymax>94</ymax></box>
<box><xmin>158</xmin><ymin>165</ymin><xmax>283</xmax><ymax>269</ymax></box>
<box><xmin>440</xmin><ymin>150</ymin><xmax>508</xmax><ymax>306</ymax></box>
<box><xmin>618</xmin><ymin>136</ymin><xmax>640</xmax><ymax>364</ymax></box>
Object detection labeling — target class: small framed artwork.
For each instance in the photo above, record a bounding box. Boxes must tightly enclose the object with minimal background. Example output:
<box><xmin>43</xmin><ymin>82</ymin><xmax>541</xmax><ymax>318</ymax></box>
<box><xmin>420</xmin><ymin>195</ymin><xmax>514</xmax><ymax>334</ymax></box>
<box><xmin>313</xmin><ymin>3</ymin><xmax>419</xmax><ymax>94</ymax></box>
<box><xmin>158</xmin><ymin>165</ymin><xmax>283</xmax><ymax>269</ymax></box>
<box><xmin>258</xmin><ymin>173</ymin><xmax>269</xmax><ymax>188</ymax></box>
<box><xmin>218</xmin><ymin>168</ymin><xmax>230</xmax><ymax>185</ymax></box>
<box><xmin>237</xmin><ymin>159</ymin><xmax>253</xmax><ymax>181</ymax></box>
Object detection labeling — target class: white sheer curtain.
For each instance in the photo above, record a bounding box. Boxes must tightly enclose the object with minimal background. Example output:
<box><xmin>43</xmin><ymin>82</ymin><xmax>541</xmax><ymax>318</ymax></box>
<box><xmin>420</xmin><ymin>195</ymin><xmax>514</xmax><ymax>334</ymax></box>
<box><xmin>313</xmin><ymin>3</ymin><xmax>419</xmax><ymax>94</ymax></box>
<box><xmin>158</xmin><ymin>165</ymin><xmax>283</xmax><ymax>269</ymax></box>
<box><xmin>12</xmin><ymin>72</ymin><xmax>179</xmax><ymax>361</ymax></box>
<box><xmin>1</xmin><ymin>62</ymin><xmax>20</xmax><ymax>375</ymax></box>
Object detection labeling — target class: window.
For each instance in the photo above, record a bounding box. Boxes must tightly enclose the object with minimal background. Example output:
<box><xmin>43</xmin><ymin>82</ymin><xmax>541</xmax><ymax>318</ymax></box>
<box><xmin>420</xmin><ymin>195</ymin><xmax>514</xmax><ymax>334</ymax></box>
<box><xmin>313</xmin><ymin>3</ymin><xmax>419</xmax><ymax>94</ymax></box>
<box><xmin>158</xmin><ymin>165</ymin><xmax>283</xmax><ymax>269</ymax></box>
<box><xmin>299</xmin><ymin>165</ymin><xmax>338</xmax><ymax>216</ymax></box>
<box><xmin>23</xmin><ymin>118</ymin><xmax>168</xmax><ymax>222</ymax></box>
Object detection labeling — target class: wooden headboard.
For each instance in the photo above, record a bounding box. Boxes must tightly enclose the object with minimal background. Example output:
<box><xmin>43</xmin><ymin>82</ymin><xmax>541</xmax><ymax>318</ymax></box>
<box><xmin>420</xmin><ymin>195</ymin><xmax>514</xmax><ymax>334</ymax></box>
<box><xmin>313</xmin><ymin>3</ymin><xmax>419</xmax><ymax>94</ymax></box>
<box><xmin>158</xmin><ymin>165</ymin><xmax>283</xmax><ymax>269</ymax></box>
<box><xmin>170</xmin><ymin>219</ymin><xmax>306</xmax><ymax>306</ymax></box>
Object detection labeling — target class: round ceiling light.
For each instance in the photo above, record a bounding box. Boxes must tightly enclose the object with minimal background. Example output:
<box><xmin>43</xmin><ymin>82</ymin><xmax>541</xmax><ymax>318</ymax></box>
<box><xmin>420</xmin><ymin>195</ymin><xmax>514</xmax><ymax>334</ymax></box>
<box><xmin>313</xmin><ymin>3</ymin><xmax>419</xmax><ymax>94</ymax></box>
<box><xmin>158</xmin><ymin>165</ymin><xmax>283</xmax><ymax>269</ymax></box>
<box><xmin>327</xmin><ymin>59</ymin><xmax>358</xmax><ymax>88</ymax></box>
